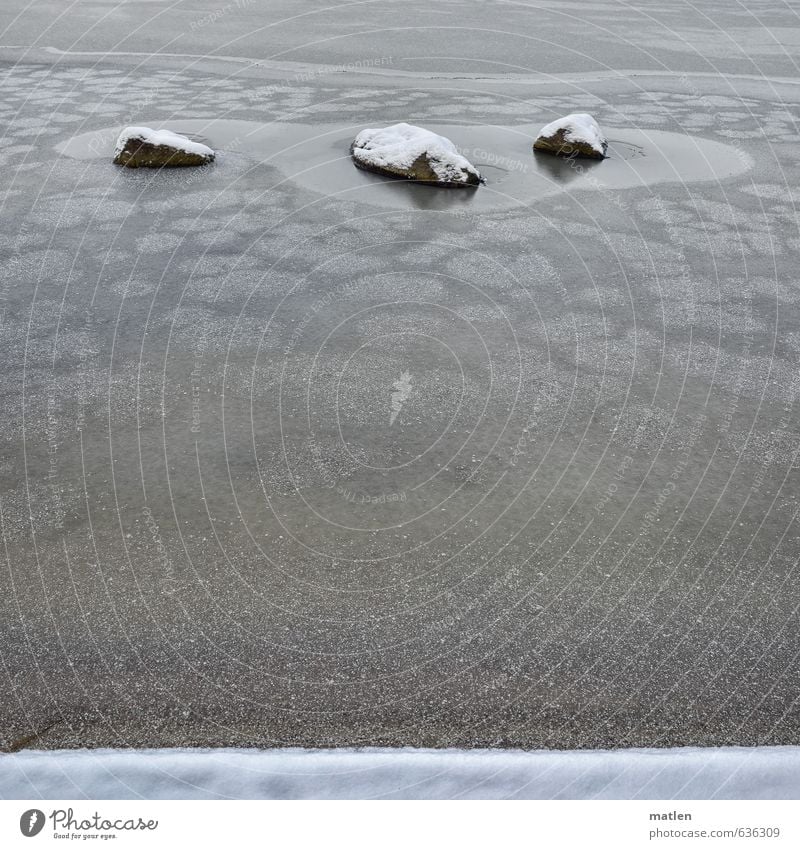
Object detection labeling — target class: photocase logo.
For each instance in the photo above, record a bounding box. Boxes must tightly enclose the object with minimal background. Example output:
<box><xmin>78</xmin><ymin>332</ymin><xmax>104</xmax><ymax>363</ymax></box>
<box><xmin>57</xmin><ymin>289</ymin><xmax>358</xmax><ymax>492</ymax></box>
<box><xmin>389</xmin><ymin>371</ymin><xmax>413</xmax><ymax>425</ymax></box>
<box><xmin>20</xmin><ymin>809</ymin><xmax>45</xmax><ymax>837</ymax></box>
<box><xmin>15</xmin><ymin>806</ymin><xmax>160</xmax><ymax>838</ymax></box>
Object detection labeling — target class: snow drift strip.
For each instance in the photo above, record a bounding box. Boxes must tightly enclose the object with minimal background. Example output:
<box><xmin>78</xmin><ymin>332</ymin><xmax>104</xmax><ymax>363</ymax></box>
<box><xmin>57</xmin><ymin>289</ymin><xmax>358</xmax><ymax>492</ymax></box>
<box><xmin>2</xmin><ymin>746</ymin><xmax>799</xmax><ymax>800</ymax></box>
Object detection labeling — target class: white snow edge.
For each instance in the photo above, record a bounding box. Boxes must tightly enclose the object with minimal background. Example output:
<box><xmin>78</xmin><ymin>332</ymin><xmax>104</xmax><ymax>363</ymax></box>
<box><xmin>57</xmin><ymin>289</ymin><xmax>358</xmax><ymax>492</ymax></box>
<box><xmin>114</xmin><ymin>126</ymin><xmax>214</xmax><ymax>158</ymax></box>
<box><xmin>2</xmin><ymin>746</ymin><xmax>799</xmax><ymax>800</ymax></box>
<box><xmin>352</xmin><ymin>122</ymin><xmax>481</xmax><ymax>184</ymax></box>
<box><xmin>536</xmin><ymin>112</ymin><xmax>606</xmax><ymax>154</ymax></box>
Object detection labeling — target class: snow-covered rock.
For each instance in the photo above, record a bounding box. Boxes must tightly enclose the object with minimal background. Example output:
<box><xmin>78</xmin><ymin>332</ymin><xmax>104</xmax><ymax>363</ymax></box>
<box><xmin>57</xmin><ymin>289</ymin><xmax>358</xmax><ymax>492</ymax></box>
<box><xmin>351</xmin><ymin>123</ymin><xmax>482</xmax><ymax>187</ymax></box>
<box><xmin>113</xmin><ymin>126</ymin><xmax>215</xmax><ymax>168</ymax></box>
<box><xmin>533</xmin><ymin>113</ymin><xmax>607</xmax><ymax>160</ymax></box>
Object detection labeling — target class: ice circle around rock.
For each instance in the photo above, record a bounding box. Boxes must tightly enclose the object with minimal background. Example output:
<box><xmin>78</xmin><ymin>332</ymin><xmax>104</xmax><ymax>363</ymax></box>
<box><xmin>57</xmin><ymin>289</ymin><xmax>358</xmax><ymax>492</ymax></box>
<box><xmin>57</xmin><ymin>117</ymin><xmax>752</xmax><ymax>214</ymax></box>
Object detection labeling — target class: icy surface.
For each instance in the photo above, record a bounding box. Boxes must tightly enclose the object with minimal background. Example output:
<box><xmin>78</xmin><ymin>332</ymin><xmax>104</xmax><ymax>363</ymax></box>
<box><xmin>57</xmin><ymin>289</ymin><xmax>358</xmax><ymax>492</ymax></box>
<box><xmin>1</xmin><ymin>2</ymin><xmax>800</xmax><ymax>754</ymax></box>
<box><xmin>352</xmin><ymin>123</ymin><xmax>481</xmax><ymax>184</ymax></box>
<box><xmin>2</xmin><ymin>747</ymin><xmax>799</xmax><ymax>800</ymax></box>
<box><xmin>536</xmin><ymin>113</ymin><xmax>606</xmax><ymax>155</ymax></box>
<box><xmin>114</xmin><ymin>126</ymin><xmax>214</xmax><ymax>158</ymax></box>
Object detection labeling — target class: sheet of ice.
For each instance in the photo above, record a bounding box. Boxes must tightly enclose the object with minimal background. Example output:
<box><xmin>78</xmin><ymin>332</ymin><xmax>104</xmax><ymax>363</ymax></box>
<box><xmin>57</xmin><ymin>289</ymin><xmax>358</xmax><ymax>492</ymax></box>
<box><xmin>2</xmin><ymin>747</ymin><xmax>798</xmax><ymax>800</ymax></box>
<box><xmin>536</xmin><ymin>112</ymin><xmax>606</xmax><ymax>154</ymax></box>
<box><xmin>114</xmin><ymin>126</ymin><xmax>214</xmax><ymax>158</ymax></box>
<box><xmin>352</xmin><ymin>122</ymin><xmax>481</xmax><ymax>184</ymax></box>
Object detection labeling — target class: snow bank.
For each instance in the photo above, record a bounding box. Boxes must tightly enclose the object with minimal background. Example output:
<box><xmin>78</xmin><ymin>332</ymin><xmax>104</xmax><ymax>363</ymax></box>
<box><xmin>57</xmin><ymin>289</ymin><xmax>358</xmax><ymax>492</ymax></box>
<box><xmin>534</xmin><ymin>113</ymin><xmax>607</xmax><ymax>159</ymax></box>
<box><xmin>2</xmin><ymin>746</ymin><xmax>798</xmax><ymax>800</ymax></box>
<box><xmin>114</xmin><ymin>127</ymin><xmax>214</xmax><ymax>159</ymax></box>
<box><xmin>351</xmin><ymin>123</ymin><xmax>482</xmax><ymax>186</ymax></box>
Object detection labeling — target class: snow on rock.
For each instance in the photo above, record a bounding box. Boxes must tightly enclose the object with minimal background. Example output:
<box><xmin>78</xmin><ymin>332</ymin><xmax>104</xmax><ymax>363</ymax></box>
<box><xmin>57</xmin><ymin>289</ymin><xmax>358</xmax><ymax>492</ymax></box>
<box><xmin>533</xmin><ymin>113</ymin><xmax>607</xmax><ymax>160</ymax></box>
<box><xmin>113</xmin><ymin>126</ymin><xmax>215</xmax><ymax>168</ymax></box>
<box><xmin>2</xmin><ymin>745</ymin><xmax>799</xmax><ymax>800</ymax></box>
<box><xmin>351</xmin><ymin>123</ymin><xmax>482</xmax><ymax>187</ymax></box>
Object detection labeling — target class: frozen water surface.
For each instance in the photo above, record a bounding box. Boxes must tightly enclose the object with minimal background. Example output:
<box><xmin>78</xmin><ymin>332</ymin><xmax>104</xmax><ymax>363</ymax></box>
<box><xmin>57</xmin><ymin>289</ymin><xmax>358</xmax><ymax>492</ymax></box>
<box><xmin>0</xmin><ymin>0</ymin><xmax>799</xmax><ymax>754</ymax></box>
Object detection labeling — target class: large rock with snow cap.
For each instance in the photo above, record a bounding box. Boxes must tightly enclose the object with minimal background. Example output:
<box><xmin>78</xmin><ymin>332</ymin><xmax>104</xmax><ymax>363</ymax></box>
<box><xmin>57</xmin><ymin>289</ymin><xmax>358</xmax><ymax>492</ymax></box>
<box><xmin>351</xmin><ymin>123</ymin><xmax>482</xmax><ymax>187</ymax></box>
<box><xmin>113</xmin><ymin>126</ymin><xmax>215</xmax><ymax>168</ymax></box>
<box><xmin>533</xmin><ymin>113</ymin><xmax>607</xmax><ymax>160</ymax></box>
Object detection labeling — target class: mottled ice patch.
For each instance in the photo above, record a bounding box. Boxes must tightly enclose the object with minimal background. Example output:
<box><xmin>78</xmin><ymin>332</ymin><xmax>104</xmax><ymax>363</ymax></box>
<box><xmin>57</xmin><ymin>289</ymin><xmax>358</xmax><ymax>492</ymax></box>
<box><xmin>135</xmin><ymin>231</ymin><xmax>185</xmax><ymax>253</ymax></box>
<box><xmin>740</xmin><ymin>183</ymin><xmax>800</xmax><ymax>203</ymax></box>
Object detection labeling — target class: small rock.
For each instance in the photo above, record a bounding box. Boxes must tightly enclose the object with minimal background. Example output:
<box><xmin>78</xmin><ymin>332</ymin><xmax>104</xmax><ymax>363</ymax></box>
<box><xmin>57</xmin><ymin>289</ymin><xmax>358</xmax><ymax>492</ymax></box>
<box><xmin>113</xmin><ymin>126</ymin><xmax>215</xmax><ymax>168</ymax></box>
<box><xmin>351</xmin><ymin>122</ymin><xmax>482</xmax><ymax>187</ymax></box>
<box><xmin>533</xmin><ymin>113</ymin><xmax>607</xmax><ymax>160</ymax></box>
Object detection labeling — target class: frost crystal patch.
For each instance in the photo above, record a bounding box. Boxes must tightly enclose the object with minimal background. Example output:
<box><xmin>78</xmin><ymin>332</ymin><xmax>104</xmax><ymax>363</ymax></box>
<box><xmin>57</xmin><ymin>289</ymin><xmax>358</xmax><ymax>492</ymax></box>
<box><xmin>389</xmin><ymin>372</ymin><xmax>413</xmax><ymax>425</ymax></box>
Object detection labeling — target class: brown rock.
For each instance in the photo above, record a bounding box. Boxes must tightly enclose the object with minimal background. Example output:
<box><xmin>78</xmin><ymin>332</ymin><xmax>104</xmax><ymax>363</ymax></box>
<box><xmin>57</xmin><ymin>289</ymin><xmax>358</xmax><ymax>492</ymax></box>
<box><xmin>533</xmin><ymin>113</ymin><xmax>607</xmax><ymax>160</ymax></box>
<box><xmin>350</xmin><ymin>124</ymin><xmax>482</xmax><ymax>188</ymax></box>
<box><xmin>113</xmin><ymin>129</ymin><xmax>214</xmax><ymax>169</ymax></box>
<box><xmin>350</xmin><ymin>146</ymin><xmax>480</xmax><ymax>187</ymax></box>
